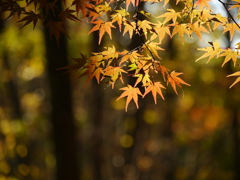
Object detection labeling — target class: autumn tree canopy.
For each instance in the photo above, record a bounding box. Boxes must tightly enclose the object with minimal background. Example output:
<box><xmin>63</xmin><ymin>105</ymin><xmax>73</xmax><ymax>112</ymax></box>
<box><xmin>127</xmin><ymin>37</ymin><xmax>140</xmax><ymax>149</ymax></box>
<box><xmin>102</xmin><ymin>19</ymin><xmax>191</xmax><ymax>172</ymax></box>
<box><xmin>1</xmin><ymin>0</ymin><xmax>240</xmax><ymax>110</ymax></box>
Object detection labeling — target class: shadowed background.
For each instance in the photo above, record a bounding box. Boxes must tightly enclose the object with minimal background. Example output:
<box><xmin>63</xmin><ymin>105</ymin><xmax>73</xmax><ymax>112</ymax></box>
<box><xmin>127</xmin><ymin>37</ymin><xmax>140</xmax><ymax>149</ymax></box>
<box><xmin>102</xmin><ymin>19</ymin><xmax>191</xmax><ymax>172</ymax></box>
<box><xmin>0</xmin><ymin>0</ymin><xmax>240</xmax><ymax>180</ymax></box>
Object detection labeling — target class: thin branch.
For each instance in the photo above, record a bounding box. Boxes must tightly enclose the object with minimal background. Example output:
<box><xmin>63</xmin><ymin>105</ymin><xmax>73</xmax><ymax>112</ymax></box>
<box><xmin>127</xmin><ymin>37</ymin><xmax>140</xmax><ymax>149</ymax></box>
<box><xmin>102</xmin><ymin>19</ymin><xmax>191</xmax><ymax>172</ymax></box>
<box><xmin>218</xmin><ymin>0</ymin><xmax>240</xmax><ymax>29</ymax></box>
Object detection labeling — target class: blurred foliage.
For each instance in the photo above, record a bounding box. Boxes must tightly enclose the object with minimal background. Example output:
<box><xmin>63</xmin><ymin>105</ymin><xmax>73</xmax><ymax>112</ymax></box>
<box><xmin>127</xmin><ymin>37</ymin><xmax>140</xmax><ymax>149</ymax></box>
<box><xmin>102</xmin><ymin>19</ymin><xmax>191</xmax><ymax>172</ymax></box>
<box><xmin>0</xmin><ymin>1</ymin><xmax>240</xmax><ymax>180</ymax></box>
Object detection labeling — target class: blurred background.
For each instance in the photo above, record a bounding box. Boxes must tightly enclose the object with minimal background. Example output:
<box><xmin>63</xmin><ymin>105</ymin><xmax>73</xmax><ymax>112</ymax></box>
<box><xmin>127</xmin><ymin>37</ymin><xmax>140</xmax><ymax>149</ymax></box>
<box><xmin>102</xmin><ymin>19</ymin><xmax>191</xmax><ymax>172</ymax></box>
<box><xmin>0</xmin><ymin>0</ymin><xmax>240</xmax><ymax>180</ymax></box>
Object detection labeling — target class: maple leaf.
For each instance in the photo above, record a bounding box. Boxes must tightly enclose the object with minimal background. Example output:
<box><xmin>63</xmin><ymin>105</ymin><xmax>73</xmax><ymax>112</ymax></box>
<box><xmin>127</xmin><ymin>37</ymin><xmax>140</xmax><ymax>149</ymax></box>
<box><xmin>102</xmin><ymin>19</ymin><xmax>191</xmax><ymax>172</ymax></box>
<box><xmin>167</xmin><ymin>71</ymin><xmax>190</xmax><ymax>94</ymax></box>
<box><xmin>135</xmin><ymin>56</ymin><xmax>153</xmax><ymax>73</ymax></box>
<box><xmin>219</xmin><ymin>49</ymin><xmax>238</xmax><ymax>67</ymax></box>
<box><xmin>195</xmin><ymin>0</ymin><xmax>211</xmax><ymax>10</ymax></box>
<box><xmin>25</xmin><ymin>0</ymin><xmax>39</xmax><ymax>9</ymax></box>
<box><xmin>156</xmin><ymin>65</ymin><xmax>169</xmax><ymax>81</ymax></box>
<box><xmin>59</xmin><ymin>8</ymin><xmax>81</xmax><ymax>22</ymax></box>
<box><xmin>222</xmin><ymin>23</ymin><xmax>239</xmax><ymax>41</ymax></box>
<box><xmin>85</xmin><ymin>7</ymin><xmax>100</xmax><ymax>22</ymax></box>
<box><xmin>1</xmin><ymin>0</ymin><xmax>25</xmax><ymax>19</ymax></box>
<box><xmin>120</xmin><ymin>51</ymin><xmax>141</xmax><ymax>65</ymax></box>
<box><xmin>101</xmin><ymin>46</ymin><xmax>119</xmax><ymax>60</ymax></box>
<box><xmin>142</xmin><ymin>42</ymin><xmax>164</xmax><ymax>59</ymax></box>
<box><xmin>171</xmin><ymin>24</ymin><xmax>189</xmax><ymax>43</ymax></box>
<box><xmin>133</xmin><ymin>72</ymin><xmax>152</xmax><ymax>87</ymax></box>
<box><xmin>88</xmin><ymin>19</ymin><xmax>116</xmax><ymax>44</ymax></box>
<box><xmin>159</xmin><ymin>9</ymin><xmax>181</xmax><ymax>24</ymax></box>
<box><xmin>125</xmin><ymin>0</ymin><xmax>139</xmax><ymax>10</ymax></box>
<box><xmin>143</xmin><ymin>82</ymin><xmax>166</xmax><ymax>104</ymax></box>
<box><xmin>150</xmin><ymin>22</ymin><xmax>171</xmax><ymax>43</ymax></box>
<box><xmin>102</xmin><ymin>66</ymin><xmax>127</xmax><ymax>88</ymax></box>
<box><xmin>46</xmin><ymin>20</ymin><xmax>70</xmax><ymax>45</ymax></box>
<box><xmin>87</xmin><ymin>2</ymin><xmax>111</xmax><ymax>21</ymax></box>
<box><xmin>58</xmin><ymin>53</ymin><xmax>88</xmax><ymax>73</ymax></box>
<box><xmin>92</xmin><ymin>67</ymin><xmax>104</xmax><ymax>84</ymax></box>
<box><xmin>123</xmin><ymin>20</ymin><xmax>136</xmax><ymax>38</ymax></box>
<box><xmin>188</xmin><ymin>22</ymin><xmax>209</xmax><ymax>40</ymax></box>
<box><xmin>196</xmin><ymin>41</ymin><xmax>221</xmax><ymax>63</ymax></box>
<box><xmin>72</xmin><ymin>0</ymin><xmax>92</xmax><ymax>16</ymax></box>
<box><xmin>198</xmin><ymin>9</ymin><xmax>213</xmax><ymax>22</ymax></box>
<box><xmin>111</xmin><ymin>8</ymin><xmax>129</xmax><ymax>31</ymax></box>
<box><xmin>212</xmin><ymin>13</ymin><xmax>228</xmax><ymax>30</ymax></box>
<box><xmin>227</xmin><ymin>71</ymin><xmax>240</xmax><ymax>88</ymax></box>
<box><xmin>17</xmin><ymin>11</ymin><xmax>42</xmax><ymax>29</ymax></box>
<box><xmin>137</xmin><ymin>20</ymin><xmax>153</xmax><ymax>38</ymax></box>
<box><xmin>116</xmin><ymin>85</ymin><xmax>143</xmax><ymax>111</ymax></box>
<box><xmin>229</xmin><ymin>0</ymin><xmax>240</xmax><ymax>10</ymax></box>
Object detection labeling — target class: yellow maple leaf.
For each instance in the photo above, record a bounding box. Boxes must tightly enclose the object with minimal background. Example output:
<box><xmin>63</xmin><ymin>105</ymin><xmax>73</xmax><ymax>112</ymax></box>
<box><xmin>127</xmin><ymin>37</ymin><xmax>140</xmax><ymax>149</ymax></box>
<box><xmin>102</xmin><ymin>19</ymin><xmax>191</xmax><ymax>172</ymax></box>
<box><xmin>142</xmin><ymin>42</ymin><xmax>164</xmax><ymax>59</ymax></box>
<box><xmin>159</xmin><ymin>9</ymin><xmax>181</xmax><ymax>24</ymax></box>
<box><xmin>172</xmin><ymin>23</ymin><xmax>189</xmax><ymax>43</ymax></box>
<box><xmin>196</xmin><ymin>41</ymin><xmax>221</xmax><ymax>63</ymax></box>
<box><xmin>222</xmin><ymin>23</ymin><xmax>239</xmax><ymax>41</ymax></box>
<box><xmin>137</xmin><ymin>20</ymin><xmax>153</xmax><ymax>38</ymax></box>
<box><xmin>120</xmin><ymin>51</ymin><xmax>141</xmax><ymax>65</ymax></box>
<box><xmin>111</xmin><ymin>8</ymin><xmax>129</xmax><ymax>31</ymax></box>
<box><xmin>229</xmin><ymin>0</ymin><xmax>240</xmax><ymax>11</ymax></box>
<box><xmin>150</xmin><ymin>21</ymin><xmax>171</xmax><ymax>43</ymax></box>
<box><xmin>123</xmin><ymin>21</ymin><xmax>136</xmax><ymax>39</ymax></box>
<box><xmin>219</xmin><ymin>49</ymin><xmax>238</xmax><ymax>67</ymax></box>
<box><xmin>212</xmin><ymin>13</ymin><xmax>228</xmax><ymax>30</ymax></box>
<box><xmin>188</xmin><ymin>22</ymin><xmax>209</xmax><ymax>40</ymax></box>
<box><xmin>227</xmin><ymin>71</ymin><xmax>240</xmax><ymax>88</ymax></box>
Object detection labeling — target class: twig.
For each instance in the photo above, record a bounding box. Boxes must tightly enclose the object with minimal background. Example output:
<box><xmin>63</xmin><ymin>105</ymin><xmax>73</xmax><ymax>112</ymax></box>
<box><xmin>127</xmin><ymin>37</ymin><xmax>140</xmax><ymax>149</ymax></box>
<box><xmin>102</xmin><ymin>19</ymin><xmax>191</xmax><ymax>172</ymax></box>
<box><xmin>218</xmin><ymin>0</ymin><xmax>240</xmax><ymax>29</ymax></box>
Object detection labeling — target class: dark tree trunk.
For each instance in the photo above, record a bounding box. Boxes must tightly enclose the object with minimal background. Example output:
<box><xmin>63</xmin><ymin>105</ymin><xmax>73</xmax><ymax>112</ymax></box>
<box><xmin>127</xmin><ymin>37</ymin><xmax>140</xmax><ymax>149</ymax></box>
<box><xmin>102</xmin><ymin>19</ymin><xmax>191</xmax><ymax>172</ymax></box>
<box><xmin>43</xmin><ymin>1</ymin><xmax>80</xmax><ymax>180</ymax></box>
<box><xmin>89</xmin><ymin>30</ymin><xmax>104</xmax><ymax>180</ymax></box>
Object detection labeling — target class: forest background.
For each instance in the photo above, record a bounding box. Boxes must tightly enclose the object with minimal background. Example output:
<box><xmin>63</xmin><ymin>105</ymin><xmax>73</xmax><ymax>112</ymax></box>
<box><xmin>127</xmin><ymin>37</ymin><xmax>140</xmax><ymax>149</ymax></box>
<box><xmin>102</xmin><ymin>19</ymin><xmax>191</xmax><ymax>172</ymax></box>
<box><xmin>0</xmin><ymin>0</ymin><xmax>240</xmax><ymax>180</ymax></box>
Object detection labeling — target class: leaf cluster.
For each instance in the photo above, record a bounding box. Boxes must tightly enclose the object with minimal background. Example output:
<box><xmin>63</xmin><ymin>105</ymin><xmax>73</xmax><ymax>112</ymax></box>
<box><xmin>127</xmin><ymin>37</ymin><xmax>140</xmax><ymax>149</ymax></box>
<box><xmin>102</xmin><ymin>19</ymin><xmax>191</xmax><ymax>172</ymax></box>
<box><xmin>1</xmin><ymin>0</ymin><xmax>240</xmax><ymax>110</ymax></box>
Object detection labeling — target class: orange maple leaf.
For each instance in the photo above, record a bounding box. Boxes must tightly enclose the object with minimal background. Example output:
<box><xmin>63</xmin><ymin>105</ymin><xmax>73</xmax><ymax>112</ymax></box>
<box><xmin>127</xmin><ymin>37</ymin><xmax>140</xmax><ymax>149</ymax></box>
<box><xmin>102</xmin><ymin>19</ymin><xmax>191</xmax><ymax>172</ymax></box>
<box><xmin>156</xmin><ymin>65</ymin><xmax>169</xmax><ymax>81</ymax></box>
<box><xmin>116</xmin><ymin>85</ymin><xmax>142</xmax><ymax>111</ymax></box>
<box><xmin>167</xmin><ymin>71</ymin><xmax>190</xmax><ymax>94</ymax></box>
<box><xmin>88</xmin><ymin>19</ymin><xmax>116</xmax><ymax>44</ymax></box>
<box><xmin>72</xmin><ymin>0</ymin><xmax>92</xmax><ymax>16</ymax></box>
<box><xmin>125</xmin><ymin>0</ymin><xmax>139</xmax><ymax>10</ymax></box>
<box><xmin>143</xmin><ymin>82</ymin><xmax>166</xmax><ymax>104</ymax></box>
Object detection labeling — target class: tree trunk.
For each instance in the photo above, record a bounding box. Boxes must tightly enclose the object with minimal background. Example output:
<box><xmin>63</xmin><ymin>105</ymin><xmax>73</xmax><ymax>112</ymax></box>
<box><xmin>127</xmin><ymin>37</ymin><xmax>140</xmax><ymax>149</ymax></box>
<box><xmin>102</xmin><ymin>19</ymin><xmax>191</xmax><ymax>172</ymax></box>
<box><xmin>43</xmin><ymin>1</ymin><xmax>80</xmax><ymax>180</ymax></box>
